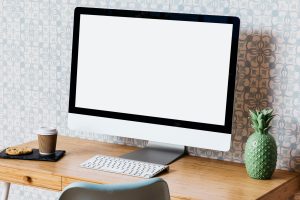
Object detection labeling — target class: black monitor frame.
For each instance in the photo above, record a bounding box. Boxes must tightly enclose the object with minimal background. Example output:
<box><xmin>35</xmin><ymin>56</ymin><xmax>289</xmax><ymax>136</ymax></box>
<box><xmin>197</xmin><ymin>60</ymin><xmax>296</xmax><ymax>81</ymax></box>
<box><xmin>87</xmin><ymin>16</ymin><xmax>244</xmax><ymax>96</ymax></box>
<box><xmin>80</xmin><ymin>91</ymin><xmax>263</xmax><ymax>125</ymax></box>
<box><xmin>69</xmin><ymin>7</ymin><xmax>240</xmax><ymax>134</ymax></box>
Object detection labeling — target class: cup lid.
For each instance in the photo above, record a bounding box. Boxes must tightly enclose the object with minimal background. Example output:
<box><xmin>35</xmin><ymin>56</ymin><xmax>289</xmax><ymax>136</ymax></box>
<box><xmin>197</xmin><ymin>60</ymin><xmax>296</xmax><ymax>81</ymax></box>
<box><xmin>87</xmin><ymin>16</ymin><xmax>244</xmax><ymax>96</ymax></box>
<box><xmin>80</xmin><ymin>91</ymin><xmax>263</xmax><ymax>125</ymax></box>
<box><xmin>35</xmin><ymin>127</ymin><xmax>57</xmax><ymax>135</ymax></box>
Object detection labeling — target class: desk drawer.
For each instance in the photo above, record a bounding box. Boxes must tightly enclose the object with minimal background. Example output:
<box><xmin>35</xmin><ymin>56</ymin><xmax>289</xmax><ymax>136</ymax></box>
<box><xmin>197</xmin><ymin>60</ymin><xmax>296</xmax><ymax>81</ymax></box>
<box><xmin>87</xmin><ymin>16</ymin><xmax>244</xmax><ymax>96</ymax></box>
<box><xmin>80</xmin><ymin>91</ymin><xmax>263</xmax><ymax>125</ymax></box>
<box><xmin>0</xmin><ymin>165</ymin><xmax>61</xmax><ymax>190</ymax></box>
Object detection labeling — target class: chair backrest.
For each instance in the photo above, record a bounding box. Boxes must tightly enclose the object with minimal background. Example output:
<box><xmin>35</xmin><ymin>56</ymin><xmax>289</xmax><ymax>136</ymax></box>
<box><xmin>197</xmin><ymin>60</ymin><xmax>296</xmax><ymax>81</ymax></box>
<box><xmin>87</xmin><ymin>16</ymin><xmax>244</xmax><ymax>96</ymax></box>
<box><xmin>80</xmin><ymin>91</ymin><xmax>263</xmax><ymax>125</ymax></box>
<box><xmin>58</xmin><ymin>178</ymin><xmax>170</xmax><ymax>200</ymax></box>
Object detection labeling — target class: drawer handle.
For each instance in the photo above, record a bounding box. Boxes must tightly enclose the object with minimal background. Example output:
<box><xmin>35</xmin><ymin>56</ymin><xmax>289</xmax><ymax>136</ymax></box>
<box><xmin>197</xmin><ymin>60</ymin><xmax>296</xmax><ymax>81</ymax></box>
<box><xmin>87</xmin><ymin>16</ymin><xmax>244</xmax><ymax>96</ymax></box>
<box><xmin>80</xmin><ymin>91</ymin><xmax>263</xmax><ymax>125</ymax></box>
<box><xmin>23</xmin><ymin>176</ymin><xmax>32</xmax><ymax>183</ymax></box>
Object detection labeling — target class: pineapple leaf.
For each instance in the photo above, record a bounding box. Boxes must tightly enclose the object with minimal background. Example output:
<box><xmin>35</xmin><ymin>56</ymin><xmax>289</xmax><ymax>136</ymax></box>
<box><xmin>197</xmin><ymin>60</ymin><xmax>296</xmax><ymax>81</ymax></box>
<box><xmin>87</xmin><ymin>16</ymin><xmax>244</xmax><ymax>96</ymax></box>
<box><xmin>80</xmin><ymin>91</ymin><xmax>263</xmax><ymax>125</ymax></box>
<box><xmin>264</xmin><ymin>126</ymin><xmax>271</xmax><ymax>132</ymax></box>
<box><xmin>266</xmin><ymin>115</ymin><xmax>275</xmax><ymax>127</ymax></box>
<box><xmin>262</xmin><ymin>109</ymin><xmax>268</xmax><ymax>115</ymax></box>
<box><xmin>257</xmin><ymin>113</ymin><xmax>264</xmax><ymax>130</ymax></box>
<box><xmin>249</xmin><ymin>108</ymin><xmax>275</xmax><ymax>134</ymax></box>
<box><xmin>249</xmin><ymin>110</ymin><xmax>257</xmax><ymax>120</ymax></box>
<box><xmin>251</xmin><ymin>125</ymin><xmax>259</xmax><ymax>132</ymax></box>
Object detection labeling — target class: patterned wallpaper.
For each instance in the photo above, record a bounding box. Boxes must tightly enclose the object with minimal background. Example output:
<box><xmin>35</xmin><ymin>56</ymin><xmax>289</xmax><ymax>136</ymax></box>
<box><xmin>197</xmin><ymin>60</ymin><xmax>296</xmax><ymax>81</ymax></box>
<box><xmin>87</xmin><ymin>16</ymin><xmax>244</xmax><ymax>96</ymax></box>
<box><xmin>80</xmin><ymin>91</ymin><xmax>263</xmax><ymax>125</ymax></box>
<box><xmin>0</xmin><ymin>0</ymin><xmax>300</xmax><ymax>199</ymax></box>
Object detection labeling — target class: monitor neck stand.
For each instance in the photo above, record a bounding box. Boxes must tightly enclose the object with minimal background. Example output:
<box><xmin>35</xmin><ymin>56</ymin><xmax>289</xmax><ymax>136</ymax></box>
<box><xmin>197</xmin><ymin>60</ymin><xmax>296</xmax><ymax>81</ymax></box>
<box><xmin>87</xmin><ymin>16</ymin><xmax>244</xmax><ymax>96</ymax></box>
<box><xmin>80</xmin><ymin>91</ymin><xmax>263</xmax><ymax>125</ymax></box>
<box><xmin>120</xmin><ymin>141</ymin><xmax>186</xmax><ymax>165</ymax></box>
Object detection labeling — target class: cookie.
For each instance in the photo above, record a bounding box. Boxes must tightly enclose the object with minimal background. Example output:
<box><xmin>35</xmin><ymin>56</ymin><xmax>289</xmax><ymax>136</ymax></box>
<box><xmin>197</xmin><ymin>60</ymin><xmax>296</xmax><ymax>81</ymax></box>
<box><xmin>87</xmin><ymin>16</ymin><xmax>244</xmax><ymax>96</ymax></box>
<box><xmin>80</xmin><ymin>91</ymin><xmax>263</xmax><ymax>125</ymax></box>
<box><xmin>5</xmin><ymin>146</ymin><xmax>33</xmax><ymax>156</ymax></box>
<box><xmin>21</xmin><ymin>147</ymin><xmax>33</xmax><ymax>154</ymax></box>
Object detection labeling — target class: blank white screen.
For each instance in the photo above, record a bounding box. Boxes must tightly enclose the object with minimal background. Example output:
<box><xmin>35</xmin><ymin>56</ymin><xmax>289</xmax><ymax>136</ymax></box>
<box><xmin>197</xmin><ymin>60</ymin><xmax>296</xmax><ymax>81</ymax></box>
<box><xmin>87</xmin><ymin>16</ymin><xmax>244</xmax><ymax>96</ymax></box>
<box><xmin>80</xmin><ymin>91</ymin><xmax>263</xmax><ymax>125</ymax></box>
<box><xmin>75</xmin><ymin>15</ymin><xmax>233</xmax><ymax>126</ymax></box>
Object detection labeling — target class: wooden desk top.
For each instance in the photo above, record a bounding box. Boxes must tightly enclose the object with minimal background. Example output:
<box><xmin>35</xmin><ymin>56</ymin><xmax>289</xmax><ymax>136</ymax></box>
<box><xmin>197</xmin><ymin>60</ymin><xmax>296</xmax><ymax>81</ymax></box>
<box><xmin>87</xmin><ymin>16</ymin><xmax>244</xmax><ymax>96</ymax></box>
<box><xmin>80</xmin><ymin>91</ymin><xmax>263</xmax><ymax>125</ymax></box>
<box><xmin>0</xmin><ymin>136</ymin><xmax>299</xmax><ymax>200</ymax></box>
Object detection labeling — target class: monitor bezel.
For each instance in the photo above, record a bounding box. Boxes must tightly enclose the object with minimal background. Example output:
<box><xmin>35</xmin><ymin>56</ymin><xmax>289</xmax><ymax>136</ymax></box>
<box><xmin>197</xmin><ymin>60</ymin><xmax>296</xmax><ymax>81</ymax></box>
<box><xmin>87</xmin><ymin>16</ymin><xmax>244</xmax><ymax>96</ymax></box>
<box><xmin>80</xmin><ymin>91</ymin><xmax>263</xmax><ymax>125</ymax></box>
<box><xmin>69</xmin><ymin>7</ymin><xmax>240</xmax><ymax>134</ymax></box>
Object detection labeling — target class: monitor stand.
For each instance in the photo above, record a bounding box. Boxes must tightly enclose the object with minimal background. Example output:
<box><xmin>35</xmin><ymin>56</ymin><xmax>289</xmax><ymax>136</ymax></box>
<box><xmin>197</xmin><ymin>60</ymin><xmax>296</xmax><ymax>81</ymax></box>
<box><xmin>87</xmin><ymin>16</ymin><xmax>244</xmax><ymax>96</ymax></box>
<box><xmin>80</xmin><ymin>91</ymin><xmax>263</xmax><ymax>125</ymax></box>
<box><xmin>120</xmin><ymin>141</ymin><xmax>186</xmax><ymax>165</ymax></box>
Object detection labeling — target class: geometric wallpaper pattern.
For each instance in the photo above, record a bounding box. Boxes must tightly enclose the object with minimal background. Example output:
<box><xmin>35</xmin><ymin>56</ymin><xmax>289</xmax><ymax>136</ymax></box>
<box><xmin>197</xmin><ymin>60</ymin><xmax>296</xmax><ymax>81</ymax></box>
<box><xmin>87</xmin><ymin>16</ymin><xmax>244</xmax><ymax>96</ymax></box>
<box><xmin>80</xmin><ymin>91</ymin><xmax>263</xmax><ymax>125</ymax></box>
<box><xmin>1</xmin><ymin>0</ymin><xmax>300</xmax><ymax>199</ymax></box>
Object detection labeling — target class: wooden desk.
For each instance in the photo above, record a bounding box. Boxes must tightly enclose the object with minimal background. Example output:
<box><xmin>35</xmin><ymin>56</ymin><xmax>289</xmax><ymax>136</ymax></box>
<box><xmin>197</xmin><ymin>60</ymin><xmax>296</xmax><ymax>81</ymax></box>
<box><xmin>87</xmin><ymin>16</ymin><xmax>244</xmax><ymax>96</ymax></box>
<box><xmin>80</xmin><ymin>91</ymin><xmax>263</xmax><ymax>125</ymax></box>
<box><xmin>0</xmin><ymin>136</ymin><xmax>299</xmax><ymax>200</ymax></box>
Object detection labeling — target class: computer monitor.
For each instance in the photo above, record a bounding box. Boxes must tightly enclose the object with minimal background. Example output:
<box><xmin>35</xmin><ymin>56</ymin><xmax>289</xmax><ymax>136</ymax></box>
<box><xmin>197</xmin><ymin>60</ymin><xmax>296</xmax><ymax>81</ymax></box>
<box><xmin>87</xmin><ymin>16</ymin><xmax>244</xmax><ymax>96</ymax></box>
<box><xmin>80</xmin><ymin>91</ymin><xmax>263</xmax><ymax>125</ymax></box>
<box><xmin>68</xmin><ymin>7</ymin><xmax>240</xmax><ymax>164</ymax></box>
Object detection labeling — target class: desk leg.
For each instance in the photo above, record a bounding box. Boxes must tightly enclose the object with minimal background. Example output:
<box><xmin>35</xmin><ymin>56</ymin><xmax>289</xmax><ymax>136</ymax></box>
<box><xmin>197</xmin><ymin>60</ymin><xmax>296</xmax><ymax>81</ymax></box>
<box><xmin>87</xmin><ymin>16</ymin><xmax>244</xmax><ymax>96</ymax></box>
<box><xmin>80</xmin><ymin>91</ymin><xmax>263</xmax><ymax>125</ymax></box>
<box><xmin>1</xmin><ymin>182</ymin><xmax>10</xmax><ymax>200</ymax></box>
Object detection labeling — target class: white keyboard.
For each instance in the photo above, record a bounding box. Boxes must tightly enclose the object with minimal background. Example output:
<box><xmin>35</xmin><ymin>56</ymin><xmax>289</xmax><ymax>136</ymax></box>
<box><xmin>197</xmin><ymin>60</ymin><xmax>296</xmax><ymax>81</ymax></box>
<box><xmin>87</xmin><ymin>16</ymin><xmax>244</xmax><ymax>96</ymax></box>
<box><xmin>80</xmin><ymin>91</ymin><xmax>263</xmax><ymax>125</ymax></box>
<box><xmin>80</xmin><ymin>155</ymin><xmax>168</xmax><ymax>178</ymax></box>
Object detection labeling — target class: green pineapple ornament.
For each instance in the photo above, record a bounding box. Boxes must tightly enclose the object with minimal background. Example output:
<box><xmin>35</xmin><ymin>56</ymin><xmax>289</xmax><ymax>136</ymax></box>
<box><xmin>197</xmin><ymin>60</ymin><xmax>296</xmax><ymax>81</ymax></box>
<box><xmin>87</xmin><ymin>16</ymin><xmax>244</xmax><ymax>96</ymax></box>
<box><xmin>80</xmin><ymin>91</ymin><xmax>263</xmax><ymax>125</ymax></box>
<box><xmin>244</xmin><ymin>108</ymin><xmax>277</xmax><ymax>179</ymax></box>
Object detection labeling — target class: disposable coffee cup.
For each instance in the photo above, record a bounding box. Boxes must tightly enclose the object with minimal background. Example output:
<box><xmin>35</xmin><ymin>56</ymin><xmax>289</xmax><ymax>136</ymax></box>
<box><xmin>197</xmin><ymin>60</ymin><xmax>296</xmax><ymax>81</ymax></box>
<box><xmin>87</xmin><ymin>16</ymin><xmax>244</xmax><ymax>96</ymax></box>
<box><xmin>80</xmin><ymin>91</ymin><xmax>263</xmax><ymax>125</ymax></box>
<box><xmin>35</xmin><ymin>127</ymin><xmax>57</xmax><ymax>155</ymax></box>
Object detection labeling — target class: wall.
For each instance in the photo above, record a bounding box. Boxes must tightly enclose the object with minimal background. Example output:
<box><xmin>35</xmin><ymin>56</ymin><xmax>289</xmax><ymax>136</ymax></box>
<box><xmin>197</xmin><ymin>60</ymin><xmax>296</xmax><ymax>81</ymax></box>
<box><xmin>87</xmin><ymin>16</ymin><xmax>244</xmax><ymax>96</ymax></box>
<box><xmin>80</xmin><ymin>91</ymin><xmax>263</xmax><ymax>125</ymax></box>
<box><xmin>0</xmin><ymin>0</ymin><xmax>300</xmax><ymax>199</ymax></box>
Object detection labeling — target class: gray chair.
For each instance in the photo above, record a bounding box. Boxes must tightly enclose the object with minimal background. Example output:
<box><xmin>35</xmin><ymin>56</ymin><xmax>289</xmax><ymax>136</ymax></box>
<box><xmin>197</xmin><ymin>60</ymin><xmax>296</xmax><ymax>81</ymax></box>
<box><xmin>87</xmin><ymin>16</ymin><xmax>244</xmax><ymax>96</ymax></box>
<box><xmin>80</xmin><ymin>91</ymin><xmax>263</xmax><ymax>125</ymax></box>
<box><xmin>58</xmin><ymin>177</ymin><xmax>170</xmax><ymax>200</ymax></box>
